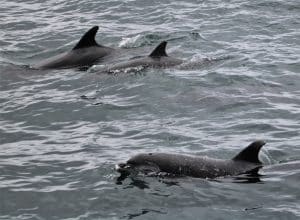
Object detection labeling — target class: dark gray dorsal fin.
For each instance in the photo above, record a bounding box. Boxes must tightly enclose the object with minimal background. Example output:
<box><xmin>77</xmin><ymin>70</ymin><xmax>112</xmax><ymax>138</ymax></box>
<box><xmin>149</xmin><ymin>41</ymin><xmax>168</xmax><ymax>57</ymax></box>
<box><xmin>73</xmin><ymin>26</ymin><xmax>101</xmax><ymax>50</ymax></box>
<box><xmin>232</xmin><ymin>141</ymin><xmax>265</xmax><ymax>163</ymax></box>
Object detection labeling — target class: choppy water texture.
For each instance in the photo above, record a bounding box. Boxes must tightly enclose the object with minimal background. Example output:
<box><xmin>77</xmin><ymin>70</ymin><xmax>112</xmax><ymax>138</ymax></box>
<box><xmin>1</xmin><ymin>0</ymin><xmax>300</xmax><ymax>219</ymax></box>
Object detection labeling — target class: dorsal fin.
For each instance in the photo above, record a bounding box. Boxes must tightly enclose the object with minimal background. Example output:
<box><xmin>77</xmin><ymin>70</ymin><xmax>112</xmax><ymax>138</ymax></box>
<box><xmin>73</xmin><ymin>26</ymin><xmax>101</xmax><ymax>50</ymax></box>
<box><xmin>232</xmin><ymin>141</ymin><xmax>265</xmax><ymax>163</ymax></box>
<box><xmin>149</xmin><ymin>41</ymin><xmax>168</xmax><ymax>57</ymax></box>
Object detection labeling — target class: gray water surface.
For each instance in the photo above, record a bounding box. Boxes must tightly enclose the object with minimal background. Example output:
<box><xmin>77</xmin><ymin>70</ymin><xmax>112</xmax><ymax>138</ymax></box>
<box><xmin>0</xmin><ymin>0</ymin><xmax>300</xmax><ymax>219</ymax></box>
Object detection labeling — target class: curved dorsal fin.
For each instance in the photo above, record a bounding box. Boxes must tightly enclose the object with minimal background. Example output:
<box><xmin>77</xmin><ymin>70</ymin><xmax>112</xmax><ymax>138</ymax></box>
<box><xmin>73</xmin><ymin>26</ymin><xmax>101</xmax><ymax>50</ymax></box>
<box><xmin>149</xmin><ymin>41</ymin><xmax>168</xmax><ymax>57</ymax></box>
<box><xmin>232</xmin><ymin>141</ymin><xmax>265</xmax><ymax>163</ymax></box>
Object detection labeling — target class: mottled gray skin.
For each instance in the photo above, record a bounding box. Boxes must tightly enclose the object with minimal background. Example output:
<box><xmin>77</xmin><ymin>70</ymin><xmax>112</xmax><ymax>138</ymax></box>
<box><xmin>99</xmin><ymin>41</ymin><xmax>183</xmax><ymax>73</ymax></box>
<box><xmin>105</xmin><ymin>55</ymin><xmax>183</xmax><ymax>71</ymax></box>
<box><xmin>32</xmin><ymin>26</ymin><xmax>114</xmax><ymax>70</ymax></box>
<box><xmin>116</xmin><ymin>141</ymin><xmax>265</xmax><ymax>179</ymax></box>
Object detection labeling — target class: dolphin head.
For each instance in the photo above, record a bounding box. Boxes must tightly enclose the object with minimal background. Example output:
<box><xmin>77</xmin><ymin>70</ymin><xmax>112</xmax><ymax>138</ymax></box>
<box><xmin>116</xmin><ymin>153</ymin><xmax>161</xmax><ymax>175</ymax></box>
<box><xmin>115</xmin><ymin>162</ymin><xmax>135</xmax><ymax>175</ymax></box>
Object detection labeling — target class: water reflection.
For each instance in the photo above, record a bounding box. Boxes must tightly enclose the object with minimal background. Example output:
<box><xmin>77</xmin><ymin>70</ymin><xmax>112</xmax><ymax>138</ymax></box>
<box><xmin>116</xmin><ymin>161</ymin><xmax>300</xmax><ymax>186</ymax></box>
<box><xmin>115</xmin><ymin>174</ymin><xmax>265</xmax><ymax>192</ymax></box>
<box><xmin>123</xmin><ymin>208</ymin><xmax>167</xmax><ymax>220</ymax></box>
<box><xmin>116</xmin><ymin>173</ymin><xmax>150</xmax><ymax>189</ymax></box>
<box><xmin>230</xmin><ymin>173</ymin><xmax>263</xmax><ymax>184</ymax></box>
<box><xmin>115</xmin><ymin>167</ymin><xmax>264</xmax><ymax>186</ymax></box>
<box><xmin>127</xmin><ymin>178</ymin><xmax>150</xmax><ymax>189</ymax></box>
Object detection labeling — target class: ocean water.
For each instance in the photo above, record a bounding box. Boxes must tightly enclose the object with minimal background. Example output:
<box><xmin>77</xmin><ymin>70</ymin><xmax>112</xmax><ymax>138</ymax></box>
<box><xmin>0</xmin><ymin>0</ymin><xmax>300</xmax><ymax>219</ymax></box>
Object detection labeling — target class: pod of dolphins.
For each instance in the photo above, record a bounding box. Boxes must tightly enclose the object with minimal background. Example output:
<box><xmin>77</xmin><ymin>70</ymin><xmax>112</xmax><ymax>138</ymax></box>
<box><xmin>32</xmin><ymin>26</ymin><xmax>270</xmax><ymax>181</ymax></box>
<box><xmin>32</xmin><ymin>26</ymin><xmax>185</xmax><ymax>71</ymax></box>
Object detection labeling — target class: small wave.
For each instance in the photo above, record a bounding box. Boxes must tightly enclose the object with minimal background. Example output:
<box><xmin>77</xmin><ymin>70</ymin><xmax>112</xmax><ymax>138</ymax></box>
<box><xmin>178</xmin><ymin>55</ymin><xmax>233</xmax><ymax>70</ymax></box>
<box><xmin>119</xmin><ymin>34</ymin><xmax>146</xmax><ymax>48</ymax></box>
<box><xmin>93</xmin><ymin>64</ymin><xmax>147</xmax><ymax>75</ymax></box>
<box><xmin>118</xmin><ymin>33</ymin><xmax>171</xmax><ymax>48</ymax></box>
<box><xmin>118</xmin><ymin>31</ymin><xmax>206</xmax><ymax>49</ymax></box>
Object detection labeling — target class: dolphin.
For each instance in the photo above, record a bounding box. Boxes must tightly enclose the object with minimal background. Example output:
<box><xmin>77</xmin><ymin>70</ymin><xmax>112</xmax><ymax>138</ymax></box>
<box><xmin>116</xmin><ymin>141</ymin><xmax>265</xmax><ymax>179</ymax></box>
<box><xmin>32</xmin><ymin>26</ymin><xmax>114</xmax><ymax>70</ymax></box>
<box><xmin>98</xmin><ymin>41</ymin><xmax>183</xmax><ymax>73</ymax></box>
